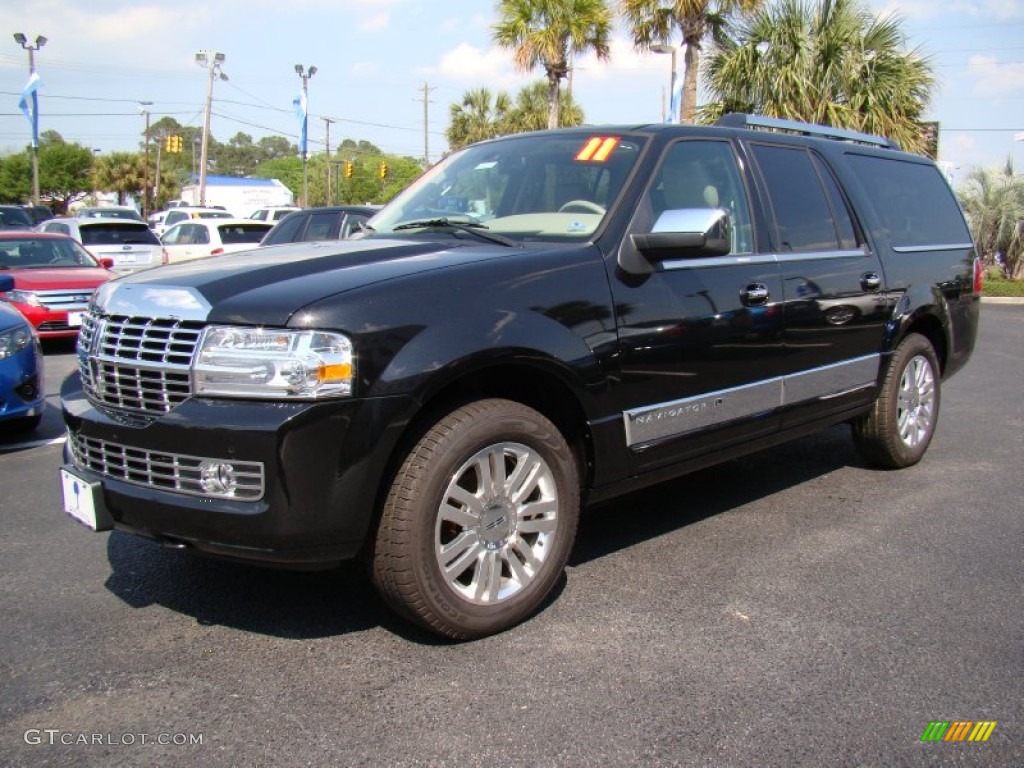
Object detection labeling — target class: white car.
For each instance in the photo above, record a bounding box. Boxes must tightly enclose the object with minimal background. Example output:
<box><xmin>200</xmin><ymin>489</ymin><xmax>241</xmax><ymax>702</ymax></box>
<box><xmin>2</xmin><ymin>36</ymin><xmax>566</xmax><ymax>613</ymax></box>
<box><xmin>153</xmin><ymin>207</ymin><xmax>234</xmax><ymax>238</ymax></box>
<box><xmin>160</xmin><ymin>218</ymin><xmax>274</xmax><ymax>264</ymax></box>
<box><xmin>249</xmin><ymin>206</ymin><xmax>301</xmax><ymax>222</ymax></box>
<box><xmin>36</xmin><ymin>217</ymin><xmax>165</xmax><ymax>275</ymax></box>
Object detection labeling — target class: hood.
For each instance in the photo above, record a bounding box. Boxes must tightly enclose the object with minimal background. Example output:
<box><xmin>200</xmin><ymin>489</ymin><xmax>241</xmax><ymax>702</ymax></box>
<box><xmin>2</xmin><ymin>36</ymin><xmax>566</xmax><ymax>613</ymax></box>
<box><xmin>7</xmin><ymin>266</ymin><xmax>115</xmax><ymax>290</ymax></box>
<box><xmin>91</xmin><ymin>237</ymin><xmax>511</xmax><ymax>326</ymax></box>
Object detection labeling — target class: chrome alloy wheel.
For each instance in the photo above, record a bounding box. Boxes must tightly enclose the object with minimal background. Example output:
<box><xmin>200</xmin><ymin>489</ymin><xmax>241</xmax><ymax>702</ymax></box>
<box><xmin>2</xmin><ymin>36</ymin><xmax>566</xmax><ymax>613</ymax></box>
<box><xmin>434</xmin><ymin>441</ymin><xmax>559</xmax><ymax>605</ymax></box>
<box><xmin>896</xmin><ymin>353</ymin><xmax>936</xmax><ymax>448</ymax></box>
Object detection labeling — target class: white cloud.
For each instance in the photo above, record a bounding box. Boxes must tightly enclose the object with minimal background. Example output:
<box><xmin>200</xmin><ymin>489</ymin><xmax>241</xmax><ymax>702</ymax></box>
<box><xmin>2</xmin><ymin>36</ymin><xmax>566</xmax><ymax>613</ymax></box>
<box><xmin>430</xmin><ymin>43</ymin><xmax>523</xmax><ymax>88</ymax></box>
<box><xmin>968</xmin><ymin>55</ymin><xmax>1024</xmax><ymax>96</ymax></box>
<box><xmin>872</xmin><ymin>0</ymin><xmax>1024</xmax><ymax>20</ymax></box>
<box><xmin>359</xmin><ymin>13</ymin><xmax>391</xmax><ymax>32</ymax></box>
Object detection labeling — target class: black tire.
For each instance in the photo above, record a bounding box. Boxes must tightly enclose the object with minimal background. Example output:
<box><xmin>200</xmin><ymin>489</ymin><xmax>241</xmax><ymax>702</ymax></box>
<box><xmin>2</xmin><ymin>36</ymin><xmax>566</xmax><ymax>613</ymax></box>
<box><xmin>852</xmin><ymin>333</ymin><xmax>941</xmax><ymax>468</ymax></box>
<box><xmin>372</xmin><ymin>399</ymin><xmax>579</xmax><ymax>640</ymax></box>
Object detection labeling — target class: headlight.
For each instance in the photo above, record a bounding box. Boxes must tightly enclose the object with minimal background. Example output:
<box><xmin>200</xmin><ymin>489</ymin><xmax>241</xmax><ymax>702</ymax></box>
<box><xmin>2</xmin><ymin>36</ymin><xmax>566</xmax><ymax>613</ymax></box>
<box><xmin>193</xmin><ymin>326</ymin><xmax>354</xmax><ymax>399</ymax></box>
<box><xmin>0</xmin><ymin>323</ymin><xmax>33</xmax><ymax>360</ymax></box>
<box><xmin>3</xmin><ymin>289</ymin><xmax>43</xmax><ymax>308</ymax></box>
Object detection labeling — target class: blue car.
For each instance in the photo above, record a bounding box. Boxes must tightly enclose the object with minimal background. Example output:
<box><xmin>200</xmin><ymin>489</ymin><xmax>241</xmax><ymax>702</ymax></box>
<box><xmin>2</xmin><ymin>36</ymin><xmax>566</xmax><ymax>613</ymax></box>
<box><xmin>0</xmin><ymin>274</ymin><xmax>44</xmax><ymax>432</ymax></box>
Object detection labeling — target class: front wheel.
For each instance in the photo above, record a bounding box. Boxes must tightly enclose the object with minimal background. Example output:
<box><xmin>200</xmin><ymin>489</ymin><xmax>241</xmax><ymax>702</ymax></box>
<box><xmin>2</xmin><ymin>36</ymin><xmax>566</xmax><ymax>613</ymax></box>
<box><xmin>371</xmin><ymin>399</ymin><xmax>580</xmax><ymax>639</ymax></box>
<box><xmin>852</xmin><ymin>333</ymin><xmax>941</xmax><ymax>468</ymax></box>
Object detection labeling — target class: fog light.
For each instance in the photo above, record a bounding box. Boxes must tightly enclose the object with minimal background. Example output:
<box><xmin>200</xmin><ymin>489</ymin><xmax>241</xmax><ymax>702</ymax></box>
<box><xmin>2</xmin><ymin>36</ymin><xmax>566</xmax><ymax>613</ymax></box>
<box><xmin>199</xmin><ymin>461</ymin><xmax>238</xmax><ymax>495</ymax></box>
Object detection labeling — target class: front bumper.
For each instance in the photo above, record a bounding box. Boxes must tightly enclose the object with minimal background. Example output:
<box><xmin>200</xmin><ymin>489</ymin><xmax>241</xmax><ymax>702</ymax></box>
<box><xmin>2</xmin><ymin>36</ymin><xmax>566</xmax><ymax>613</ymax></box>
<box><xmin>61</xmin><ymin>372</ymin><xmax>414</xmax><ymax>566</ymax></box>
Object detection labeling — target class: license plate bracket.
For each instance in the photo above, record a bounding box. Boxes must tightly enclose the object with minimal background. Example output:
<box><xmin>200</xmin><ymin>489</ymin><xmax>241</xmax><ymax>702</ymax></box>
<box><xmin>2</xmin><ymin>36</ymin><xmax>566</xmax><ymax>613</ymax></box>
<box><xmin>60</xmin><ymin>467</ymin><xmax>114</xmax><ymax>531</ymax></box>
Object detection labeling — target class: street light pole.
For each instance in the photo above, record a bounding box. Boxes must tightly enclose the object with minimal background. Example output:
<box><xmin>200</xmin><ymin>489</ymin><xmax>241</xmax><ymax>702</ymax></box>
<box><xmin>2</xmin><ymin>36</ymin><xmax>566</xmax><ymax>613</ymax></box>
<box><xmin>295</xmin><ymin>65</ymin><xmax>317</xmax><ymax>207</ymax></box>
<box><xmin>651</xmin><ymin>44</ymin><xmax>678</xmax><ymax>124</ymax></box>
<box><xmin>13</xmin><ymin>33</ymin><xmax>47</xmax><ymax>205</ymax></box>
<box><xmin>196</xmin><ymin>51</ymin><xmax>227</xmax><ymax>207</ymax></box>
<box><xmin>139</xmin><ymin>101</ymin><xmax>153</xmax><ymax>217</ymax></box>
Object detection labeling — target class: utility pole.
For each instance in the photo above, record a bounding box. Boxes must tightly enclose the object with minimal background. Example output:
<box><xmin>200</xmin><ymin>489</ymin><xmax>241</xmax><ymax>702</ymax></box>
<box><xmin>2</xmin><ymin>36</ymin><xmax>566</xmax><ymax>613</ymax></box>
<box><xmin>295</xmin><ymin>65</ymin><xmax>317</xmax><ymax>207</ymax></box>
<box><xmin>322</xmin><ymin>116</ymin><xmax>335</xmax><ymax>206</ymax></box>
<box><xmin>196</xmin><ymin>51</ymin><xmax>227</xmax><ymax>207</ymax></box>
<box><xmin>13</xmin><ymin>33</ymin><xmax>47</xmax><ymax>205</ymax></box>
<box><xmin>418</xmin><ymin>82</ymin><xmax>436</xmax><ymax>167</ymax></box>
<box><xmin>139</xmin><ymin>101</ymin><xmax>153</xmax><ymax>216</ymax></box>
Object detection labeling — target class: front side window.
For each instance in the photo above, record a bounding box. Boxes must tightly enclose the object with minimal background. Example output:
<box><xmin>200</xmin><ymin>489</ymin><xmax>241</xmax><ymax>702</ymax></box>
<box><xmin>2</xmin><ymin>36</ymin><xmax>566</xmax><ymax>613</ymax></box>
<box><xmin>646</xmin><ymin>139</ymin><xmax>754</xmax><ymax>254</ymax></box>
<box><xmin>369</xmin><ymin>133</ymin><xmax>645</xmax><ymax>242</ymax></box>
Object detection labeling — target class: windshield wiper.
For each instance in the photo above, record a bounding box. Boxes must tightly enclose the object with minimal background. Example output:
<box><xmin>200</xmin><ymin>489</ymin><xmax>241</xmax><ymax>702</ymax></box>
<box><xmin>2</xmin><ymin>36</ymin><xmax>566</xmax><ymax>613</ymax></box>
<box><xmin>392</xmin><ymin>218</ymin><xmax>516</xmax><ymax>247</ymax></box>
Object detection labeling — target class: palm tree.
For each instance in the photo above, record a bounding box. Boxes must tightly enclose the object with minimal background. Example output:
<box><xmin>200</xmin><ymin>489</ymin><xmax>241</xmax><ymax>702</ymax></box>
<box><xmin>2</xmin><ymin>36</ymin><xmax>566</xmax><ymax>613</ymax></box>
<box><xmin>447</xmin><ymin>88</ymin><xmax>513</xmax><ymax>151</ymax></box>
<box><xmin>507</xmin><ymin>81</ymin><xmax>585</xmax><ymax>132</ymax></box>
<box><xmin>92</xmin><ymin>152</ymin><xmax>146</xmax><ymax>206</ymax></box>
<box><xmin>493</xmin><ymin>0</ymin><xmax>613</xmax><ymax>129</ymax></box>
<box><xmin>700</xmin><ymin>0</ymin><xmax>935</xmax><ymax>153</ymax></box>
<box><xmin>620</xmin><ymin>0</ymin><xmax>764</xmax><ymax>124</ymax></box>
<box><xmin>959</xmin><ymin>159</ymin><xmax>1024</xmax><ymax>278</ymax></box>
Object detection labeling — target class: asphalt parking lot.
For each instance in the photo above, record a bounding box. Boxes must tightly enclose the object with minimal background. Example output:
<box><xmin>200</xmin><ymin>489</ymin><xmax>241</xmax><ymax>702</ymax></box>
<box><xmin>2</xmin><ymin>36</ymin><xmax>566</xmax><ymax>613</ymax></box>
<box><xmin>0</xmin><ymin>305</ymin><xmax>1021</xmax><ymax>767</ymax></box>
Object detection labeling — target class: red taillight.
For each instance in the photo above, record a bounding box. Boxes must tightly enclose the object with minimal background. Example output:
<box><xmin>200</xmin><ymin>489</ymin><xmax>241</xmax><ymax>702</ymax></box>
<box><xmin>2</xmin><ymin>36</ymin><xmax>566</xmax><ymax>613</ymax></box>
<box><xmin>210</xmin><ymin>248</ymin><xmax>224</xmax><ymax>256</ymax></box>
<box><xmin>973</xmin><ymin>257</ymin><xmax>983</xmax><ymax>294</ymax></box>
<box><xmin>161</xmin><ymin>248</ymin><xmax>169</xmax><ymax>265</ymax></box>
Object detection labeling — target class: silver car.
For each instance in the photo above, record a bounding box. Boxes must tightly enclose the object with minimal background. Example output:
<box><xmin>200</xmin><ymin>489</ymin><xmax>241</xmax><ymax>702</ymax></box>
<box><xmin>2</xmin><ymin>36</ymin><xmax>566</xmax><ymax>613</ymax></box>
<box><xmin>37</xmin><ymin>217</ymin><xmax>165</xmax><ymax>275</ymax></box>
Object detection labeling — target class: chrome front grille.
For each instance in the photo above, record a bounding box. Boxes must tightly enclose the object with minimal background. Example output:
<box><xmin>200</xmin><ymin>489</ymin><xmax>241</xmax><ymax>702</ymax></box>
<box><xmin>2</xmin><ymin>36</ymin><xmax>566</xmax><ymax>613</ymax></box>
<box><xmin>32</xmin><ymin>288</ymin><xmax>95</xmax><ymax>311</ymax></box>
<box><xmin>68</xmin><ymin>431</ymin><xmax>265</xmax><ymax>500</ymax></box>
<box><xmin>78</xmin><ymin>313</ymin><xmax>204</xmax><ymax>414</ymax></box>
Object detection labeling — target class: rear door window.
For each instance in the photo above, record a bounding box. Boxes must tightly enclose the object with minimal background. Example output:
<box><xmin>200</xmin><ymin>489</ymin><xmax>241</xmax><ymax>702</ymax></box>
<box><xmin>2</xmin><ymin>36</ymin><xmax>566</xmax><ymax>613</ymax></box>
<box><xmin>750</xmin><ymin>144</ymin><xmax>857</xmax><ymax>253</ymax></box>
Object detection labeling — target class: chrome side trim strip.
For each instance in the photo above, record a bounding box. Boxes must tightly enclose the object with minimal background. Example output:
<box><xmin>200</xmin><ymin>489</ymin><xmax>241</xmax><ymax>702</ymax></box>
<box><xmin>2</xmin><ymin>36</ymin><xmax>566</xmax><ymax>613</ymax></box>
<box><xmin>623</xmin><ymin>354</ymin><xmax>881</xmax><ymax>447</ymax></box>
<box><xmin>662</xmin><ymin>248</ymin><xmax>867</xmax><ymax>270</ymax></box>
<box><xmin>891</xmin><ymin>242</ymin><xmax>973</xmax><ymax>253</ymax></box>
<box><xmin>624</xmin><ymin>377</ymin><xmax>782</xmax><ymax>447</ymax></box>
<box><xmin>781</xmin><ymin>354</ymin><xmax>880</xmax><ymax>405</ymax></box>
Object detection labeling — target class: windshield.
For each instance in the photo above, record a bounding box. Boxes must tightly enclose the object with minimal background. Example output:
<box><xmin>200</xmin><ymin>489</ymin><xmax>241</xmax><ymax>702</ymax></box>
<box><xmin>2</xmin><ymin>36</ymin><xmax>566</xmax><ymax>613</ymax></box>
<box><xmin>0</xmin><ymin>237</ymin><xmax>100</xmax><ymax>268</ymax></box>
<box><xmin>79</xmin><ymin>223</ymin><xmax>160</xmax><ymax>246</ymax></box>
<box><xmin>369</xmin><ymin>132</ymin><xmax>645</xmax><ymax>242</ymax></box>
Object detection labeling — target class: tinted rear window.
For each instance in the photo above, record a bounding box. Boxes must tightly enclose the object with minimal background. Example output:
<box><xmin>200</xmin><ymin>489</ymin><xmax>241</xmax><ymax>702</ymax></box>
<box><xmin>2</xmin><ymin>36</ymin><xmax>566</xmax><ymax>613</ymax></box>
<box><xmin>79</xmin><ymin>223</ymin><xmax>160</xmax><ymax>246</ymax></box>
<box><xmin>0</xmin><ymin>207</ymin><xmax>33</xmax><ymax>227</ymax></box>
<box><xmin>218</xmin><ymin>224</ymin><xmax>273</xmax><ymax>244</ymax></box>
<box><xmin>846</xmin><ymin>155</ymin><xmax>972</xmax><ymax>248</ymax></box>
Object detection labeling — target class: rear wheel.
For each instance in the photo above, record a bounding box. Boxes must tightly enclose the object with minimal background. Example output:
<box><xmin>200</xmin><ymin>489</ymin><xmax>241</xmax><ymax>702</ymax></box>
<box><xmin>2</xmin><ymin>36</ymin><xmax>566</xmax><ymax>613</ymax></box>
<box><xmin>372</xmin><ymin>399</ymin><xmax>579</xmax><ymax>639</ymax></box>
<box><xmin>853</xmin><ymin>333</ymin><xmax>940</xmax><ymax>468</ymax></box>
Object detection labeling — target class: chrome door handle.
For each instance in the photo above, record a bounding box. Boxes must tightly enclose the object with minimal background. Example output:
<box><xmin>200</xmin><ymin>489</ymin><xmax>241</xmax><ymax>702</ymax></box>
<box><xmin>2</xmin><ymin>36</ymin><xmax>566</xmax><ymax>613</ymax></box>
<box><xmin>861</xmin><ymin>272</ymin><xmax>882</xmax><ymax>291</ymax></box>
<box><xmin>741</xmin><ymin>283</ymin><xmax>769</xmax><ymax>306</ymax></box>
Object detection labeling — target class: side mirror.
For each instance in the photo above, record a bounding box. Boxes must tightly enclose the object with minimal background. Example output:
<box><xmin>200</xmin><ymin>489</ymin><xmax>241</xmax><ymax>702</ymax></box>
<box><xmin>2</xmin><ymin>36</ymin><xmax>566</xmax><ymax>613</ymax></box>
<box><xmin>631</xmin><ymin>208</ymin><xmax>732</xmax><ymax>261</ymax></box>
<box><xmin>0</xmin><ymin>274</ymin><xmax>13</xmax><ymax>292</ymax></box>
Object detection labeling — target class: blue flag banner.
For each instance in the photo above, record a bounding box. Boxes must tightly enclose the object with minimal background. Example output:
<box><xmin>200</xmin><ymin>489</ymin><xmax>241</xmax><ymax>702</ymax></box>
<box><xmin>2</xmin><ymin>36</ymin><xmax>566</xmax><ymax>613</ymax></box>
<box><xmin>18</xmin><ymin>72</ymin><xmax>42</xmax><ymax>147</ymax></box>
<box><xmin>293</xmin><ymin>90</ymin><xmax>307</xmax><ymax>158</ymax></box>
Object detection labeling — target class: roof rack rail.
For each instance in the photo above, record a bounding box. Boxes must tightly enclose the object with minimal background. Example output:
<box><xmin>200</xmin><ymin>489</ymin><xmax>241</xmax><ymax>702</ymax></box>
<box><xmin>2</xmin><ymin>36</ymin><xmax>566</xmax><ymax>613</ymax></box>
<box><xmin>715</xmin><ymin>113</ymin><xmax>899</xmax><ymax>150</ymax></box>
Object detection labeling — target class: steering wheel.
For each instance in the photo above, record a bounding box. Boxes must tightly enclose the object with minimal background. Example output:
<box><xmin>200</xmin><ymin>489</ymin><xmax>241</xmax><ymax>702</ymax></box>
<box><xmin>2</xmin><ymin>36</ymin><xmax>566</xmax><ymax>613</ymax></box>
<box><xmin>557</xmin><ymin>200</ymin><xmax>605</xmax><ymax>214</ymax></box>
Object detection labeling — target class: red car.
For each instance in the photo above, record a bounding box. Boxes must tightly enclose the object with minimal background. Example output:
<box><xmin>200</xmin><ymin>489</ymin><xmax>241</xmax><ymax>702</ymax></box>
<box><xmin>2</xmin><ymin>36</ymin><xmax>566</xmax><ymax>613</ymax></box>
<box><xmin>0</xmin><ymin>232</ymin><xmax>116</xmax><ymax>339</ymax></box>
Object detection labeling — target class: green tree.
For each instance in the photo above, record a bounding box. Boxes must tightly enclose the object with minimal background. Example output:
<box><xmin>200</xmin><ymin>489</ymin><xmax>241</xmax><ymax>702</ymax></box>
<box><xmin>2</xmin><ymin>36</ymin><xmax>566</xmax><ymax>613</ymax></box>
<box><xmin>494</xmin><ymin>0</ymin><xmax>612</xmax><ymax>129</ymax></box>
<box><xmin>959</xmin><ymin>159</ymin><xmax>1024</xmax><ymax>279</ymax></box>
<box><xmin>621</xmin><ymin>0</ymin><xmax>764</xmax><ymax>124</ymax></box>
<box><xmin>507</xmin><ymin>80</ymin><xmax>584</xmax><ymax>132</ymax></box>
<box><xmin>92</xmin><ymin>152</ymin><xmax>146</xmax><ymax>206</ymax></box>
<box><xmin>700</xmin><ymin>0</ymin><xmax>934</xmax><ymax>153</ymax></box>
<box><xmin>0</xmin><ymin>132</ymin><xmax>95</xmax><ymax>211</ymax></box>
<box><xmin>447</xmin><ymin>88</ymin><xmax>513</xmax><ymax>151</ymax></box>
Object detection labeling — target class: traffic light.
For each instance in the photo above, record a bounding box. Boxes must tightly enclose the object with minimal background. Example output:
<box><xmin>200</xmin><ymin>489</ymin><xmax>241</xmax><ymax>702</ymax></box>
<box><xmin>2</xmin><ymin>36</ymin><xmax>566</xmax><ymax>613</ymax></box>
<box><xmin>164</xmin><ymin>136</ymin><xmax>173</xmax><ymax>152</ymax></box>
<box><xmin>173</xmin><ymin>135</ymin><xmax>183</xmax><ymax>152</ymax></box>
<box><xmin>344</xmin><ymin>161</ymin><xmax>353</xmax><ymax>179</ymax></box>
<box><xmin>378</xmin><ymin>162</ymin><xmax>388</xmax><ymax>180</ymax></box>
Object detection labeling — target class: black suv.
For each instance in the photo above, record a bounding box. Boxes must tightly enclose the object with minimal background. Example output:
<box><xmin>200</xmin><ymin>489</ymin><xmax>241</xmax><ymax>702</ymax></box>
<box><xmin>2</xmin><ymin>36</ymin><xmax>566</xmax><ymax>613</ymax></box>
<box><xmin>260</xmin><ymin>205</ymin><xmax>380</xmax><ymax>245</ymax></box>
<box><xmin>60</xmin><ymin>116</ymin><xmax>980</xmax><ymax>639</ymax></box>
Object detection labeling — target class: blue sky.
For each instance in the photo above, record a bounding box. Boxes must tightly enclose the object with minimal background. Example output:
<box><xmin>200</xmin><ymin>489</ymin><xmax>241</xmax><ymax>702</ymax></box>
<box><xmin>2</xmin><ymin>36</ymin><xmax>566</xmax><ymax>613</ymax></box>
<box><xmin>2</xmin><ymin>0</ymin><xmax>1023</xmax><ymax>185</ymax></box>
